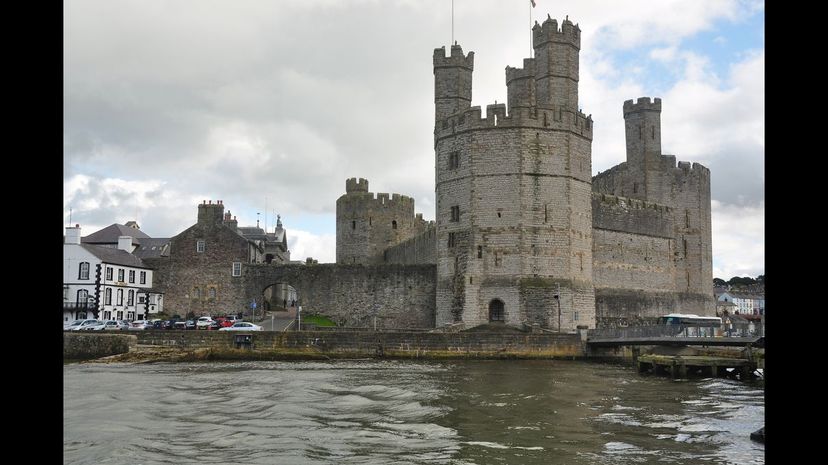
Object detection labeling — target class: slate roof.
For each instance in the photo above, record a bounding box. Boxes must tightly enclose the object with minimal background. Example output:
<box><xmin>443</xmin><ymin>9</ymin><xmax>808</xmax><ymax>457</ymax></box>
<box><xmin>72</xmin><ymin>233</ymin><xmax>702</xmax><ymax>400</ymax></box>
<box><xmin>82</xmin><ymin>224</ymin><xmax>150</xmax><ymax>245</ymax></box>
<box><xmin>133</xmin><ymin>238</ymin><xmax>171</xmax><ymax>259</ymax></box>
<box><xmin>80</xmin><ymin>244</ymin><xmax>149</xmax><ymax>269</ymax></box>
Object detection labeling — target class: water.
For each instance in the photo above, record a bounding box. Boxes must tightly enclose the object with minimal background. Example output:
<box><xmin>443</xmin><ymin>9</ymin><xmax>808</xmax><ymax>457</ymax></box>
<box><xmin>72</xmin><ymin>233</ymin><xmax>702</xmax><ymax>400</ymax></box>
<box><xmin>63</xmin><ymin>360</ymin><xmax>764</xmax><ymax>464</ymax></box>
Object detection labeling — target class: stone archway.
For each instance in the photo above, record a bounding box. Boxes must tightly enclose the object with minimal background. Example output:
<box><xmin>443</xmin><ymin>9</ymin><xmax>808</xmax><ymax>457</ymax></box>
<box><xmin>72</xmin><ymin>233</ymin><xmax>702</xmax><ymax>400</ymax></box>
<box><xmin>489</xmin><ymin>299</ymin><xmax>505</xmax><ymax>322</ymax></box>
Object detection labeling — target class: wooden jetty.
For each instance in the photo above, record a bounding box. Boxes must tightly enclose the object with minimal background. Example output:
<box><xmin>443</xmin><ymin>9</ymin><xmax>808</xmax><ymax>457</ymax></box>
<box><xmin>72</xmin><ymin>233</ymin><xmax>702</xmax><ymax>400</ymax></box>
<box><xmin>637</xmin><ymin>354</ymin><xmax>757</xmax><ymax>379</ymax></box>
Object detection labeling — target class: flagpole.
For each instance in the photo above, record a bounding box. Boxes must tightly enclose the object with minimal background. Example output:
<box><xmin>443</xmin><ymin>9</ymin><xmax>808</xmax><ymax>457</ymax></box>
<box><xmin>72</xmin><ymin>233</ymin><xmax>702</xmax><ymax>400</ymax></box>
<box><xmin>452</xmin><ymin>0</ymin><xmax>454</xmax><ymax>45</ymax></box>
<box><xmin>529</xmin><ymin>1</ymin><xmax>532</xmax><ymax>57</ymax></box>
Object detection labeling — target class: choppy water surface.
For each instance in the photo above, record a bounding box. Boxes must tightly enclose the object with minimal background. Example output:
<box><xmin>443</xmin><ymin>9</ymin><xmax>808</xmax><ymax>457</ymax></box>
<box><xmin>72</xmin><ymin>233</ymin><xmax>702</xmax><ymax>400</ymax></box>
<box><xmin>64</xmin><ymin>360</ymin><xmax>763</xmax><ymax>464</ymax></box>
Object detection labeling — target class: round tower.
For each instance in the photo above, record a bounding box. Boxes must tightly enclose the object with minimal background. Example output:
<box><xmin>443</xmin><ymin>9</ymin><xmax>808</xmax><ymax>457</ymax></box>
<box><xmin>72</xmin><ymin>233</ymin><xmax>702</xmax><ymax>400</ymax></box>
<box><xmin>623</xmin><ymin>97</ymin><xmax>662</xmax><ymax>169</ymax></box>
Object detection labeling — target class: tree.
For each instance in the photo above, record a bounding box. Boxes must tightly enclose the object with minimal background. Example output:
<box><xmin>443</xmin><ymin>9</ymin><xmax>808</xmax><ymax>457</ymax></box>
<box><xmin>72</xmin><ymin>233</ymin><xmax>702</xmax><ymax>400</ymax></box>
<box><xmin>713</xmin><ymin>278</ymin><xmax>727</xmax><ymax>286</ymax></box>
<box><xmin>728</xmin><ymin>276</ymin><xmax>758</xmax><ymax>286</ymax></box>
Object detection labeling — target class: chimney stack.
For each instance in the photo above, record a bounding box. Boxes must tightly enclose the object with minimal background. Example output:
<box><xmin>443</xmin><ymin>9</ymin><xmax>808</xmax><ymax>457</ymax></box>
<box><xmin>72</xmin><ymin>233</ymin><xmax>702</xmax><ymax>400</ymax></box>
<box><xmin>65</xmin><ymin>225</ymin><xmax>81</xmax><ymax>245</ymax></box>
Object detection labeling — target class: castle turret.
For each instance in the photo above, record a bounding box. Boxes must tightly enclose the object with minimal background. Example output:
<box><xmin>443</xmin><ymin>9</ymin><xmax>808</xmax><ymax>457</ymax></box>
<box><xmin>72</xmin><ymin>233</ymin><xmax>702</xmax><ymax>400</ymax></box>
<box><xmin>506</xmin><ymin>58</ymin><xmax>536</xmax><ymax>115</ymax></box>
<box><xmin>624</xmin><ymin>97</ymin><xmax>662</xmax><ymax>168</ymax></box>
<box><xmin>346</xmin><ymin>177</ymin><xmax>369</xmax><ymax>193</ymax></box>
<box><xmin>532</xmin><ymin>16</ymin><xmax>581</xmax><ymax>111</ymax></box>
<box><xmin>433</xmin><ymin>44</ymin><xmax>474</xmax><ymax>122</ymax></box>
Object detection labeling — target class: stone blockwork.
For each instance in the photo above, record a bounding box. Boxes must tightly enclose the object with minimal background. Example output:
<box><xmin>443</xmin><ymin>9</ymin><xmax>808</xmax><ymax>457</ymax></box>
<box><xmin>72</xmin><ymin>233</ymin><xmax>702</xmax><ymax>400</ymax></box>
<box><xmin>382</xmin><ymin>224</ymin><xmax>437</xmax><ymax>265</ymax></box>
<box><xmin>336</xmin><ymin>178</ymin><xmax>431</xmax><ymax>265</ymax></box>
<box><xmin>146</xmin><ymin>200</ymin><xmax>264</xmax><ymax>317</ymax></box>
<box><xmin>242</xmin><ymin>264</ymin><xmax>436</xmax><ymax>329</ymax></box>
<box><xmin>64</xmin><ymin>333</ymin><xmax>135</xmax><ymax>360</ymax></box>
<box><xmin>433</xmin><ymin>17</ymin><xmax>595</xmax><ymax>331</ymax></box>
<box><xmin>132</xmin><ymin>330</ymin><xmax>583</xmax><ymax>358</ymax></box>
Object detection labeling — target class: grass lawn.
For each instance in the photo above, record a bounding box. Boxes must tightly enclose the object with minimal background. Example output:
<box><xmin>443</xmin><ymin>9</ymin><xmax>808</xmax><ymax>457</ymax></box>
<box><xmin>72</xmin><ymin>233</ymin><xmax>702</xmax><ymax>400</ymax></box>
<box><xmin>301</xmin><ymin>314</ymin><xmax>337</xmax><ymax>327</ymax></box>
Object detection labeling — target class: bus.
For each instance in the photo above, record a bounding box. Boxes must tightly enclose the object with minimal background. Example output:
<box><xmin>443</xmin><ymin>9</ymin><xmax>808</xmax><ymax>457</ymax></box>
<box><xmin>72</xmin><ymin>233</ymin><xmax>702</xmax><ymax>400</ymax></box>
<box><xmin>659</xmin><ymin>313</ymin><xmax>722</xmax><ymax>337</ymax></box>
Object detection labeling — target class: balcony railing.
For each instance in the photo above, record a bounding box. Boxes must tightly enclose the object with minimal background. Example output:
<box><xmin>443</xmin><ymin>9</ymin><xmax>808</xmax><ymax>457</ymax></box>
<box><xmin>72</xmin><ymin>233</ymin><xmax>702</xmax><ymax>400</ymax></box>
<box><xmin>63</xmin><ymin>301</ymin><xmax>94</xmax><ymax>311</ymax></box>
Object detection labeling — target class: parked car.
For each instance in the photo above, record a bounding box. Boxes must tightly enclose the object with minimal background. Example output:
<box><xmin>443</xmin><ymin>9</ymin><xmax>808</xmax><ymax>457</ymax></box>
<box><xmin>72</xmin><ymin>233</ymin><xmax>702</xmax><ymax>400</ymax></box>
<box><xmin>196</xmin><ymin>316</ymin><xmax>214</xmax><ymax>330</ymax></box>
<box><xmin>224</xmin><ymin>315</ymin><xmax>239</xmax><ymax>325</ymax></box>
<box><xmin>185</xmin><ymin>320</ymin><xmax>196</xmax><ymax>330</ymax></box>
<box><xmin>219</xmin><ymin>322</ymin><xmax>263</xmax><ymax>331</ymax></box>
<box><xmin>173</xmin><ymin>320</ymin><xmax>187</xmax><ymax>330</ymax></box>
<box><xmin>129</xmin><ymin>321</ymin><xmax>151</xmax><ymax>331</ymax></box>
<box><xmin>103</xmin><ymin>320</ymin><xmax>130</xmax><ymax>331</ymax></box>
<box><xmin>68</xmin><ymin>319</ymin><xmax>102</xmax><ymax>331</ymax></box>
<box><xmin>81</xmin><ymin>320</ymin><xmax>107</xmax><ymax>331</ymax></box>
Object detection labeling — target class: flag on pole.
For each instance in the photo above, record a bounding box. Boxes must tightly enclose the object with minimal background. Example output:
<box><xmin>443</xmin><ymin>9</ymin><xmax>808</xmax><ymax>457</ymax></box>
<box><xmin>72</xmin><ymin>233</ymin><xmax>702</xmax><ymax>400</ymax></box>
<box><xmin>530</xmin><ymin>0</ymin><xmax>536</xmax><ymax>7</ymax></box>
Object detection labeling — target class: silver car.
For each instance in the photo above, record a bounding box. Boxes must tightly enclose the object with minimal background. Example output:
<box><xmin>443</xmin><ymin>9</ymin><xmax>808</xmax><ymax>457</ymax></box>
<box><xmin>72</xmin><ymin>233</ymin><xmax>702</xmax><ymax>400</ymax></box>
<box><xmin>68</xmin><ymin>319</ymin><xmax>101</xmax><ymax>331</ymax></box>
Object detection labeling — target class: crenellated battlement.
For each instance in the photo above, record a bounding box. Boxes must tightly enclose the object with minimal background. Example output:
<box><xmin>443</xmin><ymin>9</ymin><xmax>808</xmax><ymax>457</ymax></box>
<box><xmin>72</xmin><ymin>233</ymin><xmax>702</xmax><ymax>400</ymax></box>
<box><xmin>623</xmin><ymin>97</ymin><xmax>662</xmax><ymax>116</ymax></box>
<box><xmin>346</xmin><ymin>177</ymin><xmax>369</xmax><ymax>193</ymax></box>
<box><xmin>505</xmin><ymin>58</ymin><xmax>536</xmax><ymax>83</ymax></box>
<box><xmin>433</xmin><ymin>44</ymin><xmax>475</xmax><ymax>70</ymax></box>
<box><xmin>532</xmin><ymin>16</ymin><xmax>581</xmax><ymax>49</ymax></box>
<box><xmin>435</xmin><ymin>104</ymin><xmax>593</xmax><ymax>139</ymax></box>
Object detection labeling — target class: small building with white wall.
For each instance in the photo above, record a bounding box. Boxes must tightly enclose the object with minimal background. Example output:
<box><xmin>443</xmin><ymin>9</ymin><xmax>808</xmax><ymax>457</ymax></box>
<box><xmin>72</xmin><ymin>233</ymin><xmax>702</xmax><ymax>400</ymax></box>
<box><xmin>63</xmin><ymin>225</ymin><xmax>164</xmax><ymax>323</ymax></box>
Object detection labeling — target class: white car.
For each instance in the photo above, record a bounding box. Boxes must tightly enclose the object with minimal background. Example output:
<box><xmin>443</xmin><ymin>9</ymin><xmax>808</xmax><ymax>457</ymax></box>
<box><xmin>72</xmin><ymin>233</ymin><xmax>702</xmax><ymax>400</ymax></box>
<box><xmin>67</xmin><ymin>319</ymin><xmax>101</xmax><ymax>331</ymax></box>
<box><xmin>196</xmin><ymin>316</ymin><xmax>215</xmax><ymax>330</ymax></box>
<box><xmin>219</xmin><ymin>322</ymin><xmax>263</xmax><ymax>331</ymax></box>
<box><xmin>80</xmin><ymin>320</ymin><xmax>107</xmax><ymax>331</ymax></box>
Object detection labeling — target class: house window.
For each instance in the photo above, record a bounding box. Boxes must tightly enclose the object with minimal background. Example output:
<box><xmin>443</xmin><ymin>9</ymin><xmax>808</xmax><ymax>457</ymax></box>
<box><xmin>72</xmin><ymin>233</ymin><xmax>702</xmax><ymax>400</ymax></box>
<box><xmin>116</xmin><ymin>289</ymin><xmax>123</xmax><ymax>306</ymax></box>
<box><xmin>78</xmin><ymin>262</ymin><xmax>90</xmax><ymax>280</ymax></box>
<box><xmin>450</xmin><ymin>206</ymin><xmax>460</xmax><ymax>222</ymax></box>
<box><xmin>232</xmin><ymin>262</ymin><xmax>242</xmax><ymax>277</ymax></box>
<box><xmin>129</xmin><ymin>270</ymin><xmax>135</xmax><ymax>283</ymax></box>
<box><xmin>127</xmin><ymin>311</ymin><xmax>135</xmax><ymax>321</ymax></box>
<box><xmin>103</xmin><ymin>311</ymin><xmax>111</xmax><ymax>320</ymax></box>
<box><xmin>448</xmin><ymin>232</ymin><xmax>456</xmax><ymax>248</ymax></box>
<box><xmin>64</xmin><ymin>286</ymin><xmax>69</xmax><ymax>300</ymax></box>
<box><xmin>116</xmin><ymin>311</ymin><xmax>123</xmax><ymax>320</ymax></box>
<box><xmin>140</xmin><ymin>271</ymin><xmax>146</xmax><ymax>284</ymax></box>
<box><xmin>138</xmin><ymin>294</ymin><xmax>146</xmax><ymax>304</ymax></box>
<box><xmin>106</xmin><ymin>267</ymin><xmax>113</xmax><ymax>281</ymax></box>
<box><xmin>118</xmin><ymin>269</ymin><xmax>125</xmax><ymax>282</ymax></box>
<box><xmin>197</xmin><ymin>240</ymin><xmax>205</xmax><ymax>252</ymax></box>
<box><xmin>127</xmin><ymin>290</ymin><xmax>134</xmax><ymax>306</ymax></box>
<box><xmin>209</xmin><ymin>287</ymin><xmax>216</xmax><ymax>299</ymax></box>
<box><xmin>448</xmin><ymin>151</ymin><xmax>460</xmax><ymax>169</ymax></box>
<box><xmin>105</xmin><ymin>288</ymin><xmax>112</xmax><ymax>305</ymax></box>
<box><xmin>76</xmin><ymin>289</ymin><xmax>88</xmax><ymax>305</ymax></box>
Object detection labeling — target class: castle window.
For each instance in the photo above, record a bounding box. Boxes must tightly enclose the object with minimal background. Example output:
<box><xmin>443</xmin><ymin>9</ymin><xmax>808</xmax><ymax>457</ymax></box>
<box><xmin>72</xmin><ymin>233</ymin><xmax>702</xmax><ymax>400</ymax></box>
<box><xmin>683</xmin><ymin>239</ymin><xmax>688</xmax><ymax>256</ymax></box>
<box><xmin>369</xmin><ymin>217</ymin><xmax>372</xmax><ymax>226</ymax></box>
<box><xmin>209</xmin><ymin>287</ymin><xmax>216</xmax><ymax>299</ymax></box>
<box><xmin>544</xmin><ymin>204</ymin><xmax>548</xmax><ymax>223</ymax></box>
<box><xmin>543</xmin><ymin>112</ymin><xmax>548</xmax><ymax>127</ymax></box>
<box><xmin>449</xmin><ymin>151</ymin><xmax>460</xmax><ymax>170</ymax></box>
<box><xmin>105</xmin><ymin>288</ymin><xmax>112</xmax><ymax>305</ymax></box>
<box><xmin>497</xmin><ymin>212</ymin><xmax>501</xmax><ymax>218</ymax></box>
<box><xmin>78</xmin><ymin>262</ymin><xmax>89</xmax><ymax>280</ymax></box>
<box><xmin>494</xmin><ymin>252</ymin><xmax>501</xmax><ymax>267</ymax></box>
<box><xmin>470</xmin><ymin>276</ymin><xmax>473</xmax><ymax>284</ymax></box>
<box><xmin>477</xmin><ymin>245</ymin><xmax>482</xmax><ymax>258</ymax></box>
<box><xmin>633</xmin><ymin>183</ymin><xmax>638</xmax><ymax>194</ymax></box>
<box><xmin>106</xmin><ymin>267</ymin><xmax>113</xmax><ymax>281</ymax></box>
<box><xmin>232</xmin><ymin>262</ymin><xmax>242</xmax><ymax>277</ymax></box>
<box><xmin>574</xmin><ymin>311</ymin><xmax>579</xmax><ymax>321</ymax></box>
<box><xmin>489</xmin><ymin>299</ymin><xmax>505</xmax><ymax>322</ymax></box>
<box><xmin>129</xmin><ymin>270</ymin><xmax>135</xmax><ymax>283</ymax></box>
<box><xmin>450</xmin><ymin>206</ymin><xmax>460</xmax><ymax>222</ymax></box>
<box><xmin>652</xmin><ymin>126</ymin><xmax>655</xmax><ymax>139</ymax></box>
<box><xmin>193</xmin><ymin>287</ymin><xmax>200</xmax><ymax>299</ymax></box>
<box><xmin>197</xmin><ymin>240</ymin><xmax>205</xmax><ymax>253</ymax></box>
<box><xmin>638</xmin><ymin>125</ymin><xmax>642</xmax><ymax>140</ymax></box>
<box><xmin>392</xmin><ymin>220</ymin><xmax>397</xmax><ymax>229</ymax></box>
<box><xmin>448</xmin><ymin>232</ymin><xmax>456</xmax><ymax>248</ymax></box>
<box><xmin>352</xmin><ymin>220</ymin><xmax>356</xmax><ymax>230</ymax></box>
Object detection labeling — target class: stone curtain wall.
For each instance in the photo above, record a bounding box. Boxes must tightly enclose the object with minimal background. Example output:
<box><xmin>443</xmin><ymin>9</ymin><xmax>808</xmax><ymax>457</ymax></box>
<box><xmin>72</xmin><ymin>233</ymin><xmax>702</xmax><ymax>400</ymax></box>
<box><xmin>132</xmin><ymin>330</ymin><xmax>584</xmax><ymax>358</ymax></box>
<box><xmin>64</xmin><ymin>333</ymin><xmax>135</xmax><ymax>360</ymax></box>
<box><xmin>382</xmin><ymin>225</ymin><xmax>437</xmax><ymax>265</ymax></box>
<box><xmin>243</xmin><ymin>264</ymin><xmax>437</xmax><ymax>329</ymax></box>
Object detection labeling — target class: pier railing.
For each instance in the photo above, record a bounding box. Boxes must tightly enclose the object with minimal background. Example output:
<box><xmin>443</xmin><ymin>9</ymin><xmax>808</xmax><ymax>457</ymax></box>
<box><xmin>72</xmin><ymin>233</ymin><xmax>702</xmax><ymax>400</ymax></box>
<box><xmin>588</xmin><ymin>324</ymin><xmax>749</xmax><ymax>340</ymax></box>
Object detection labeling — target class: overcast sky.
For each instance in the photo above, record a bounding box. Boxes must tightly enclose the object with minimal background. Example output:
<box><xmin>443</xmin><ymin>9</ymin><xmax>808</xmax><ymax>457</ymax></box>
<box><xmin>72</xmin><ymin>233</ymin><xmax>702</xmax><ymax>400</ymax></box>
<box><xmin>64</xmin><ymin>0</ymin><xmax>764</xmax><ymax>280</ymax></box>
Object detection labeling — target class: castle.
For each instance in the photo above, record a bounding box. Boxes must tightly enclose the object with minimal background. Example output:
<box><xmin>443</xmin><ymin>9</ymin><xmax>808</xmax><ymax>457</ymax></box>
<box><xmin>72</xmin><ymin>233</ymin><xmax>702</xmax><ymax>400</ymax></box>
<box><xmin>335</xmin><ymin>16</ymin><xmax>714</xmax><ymax>329</ymax></box>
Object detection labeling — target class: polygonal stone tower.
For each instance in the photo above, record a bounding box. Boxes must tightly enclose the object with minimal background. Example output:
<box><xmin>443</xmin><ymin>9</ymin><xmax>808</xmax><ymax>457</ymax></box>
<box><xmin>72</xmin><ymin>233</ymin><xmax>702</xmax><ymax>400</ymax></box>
<box><xmin>433</xmin><ymin>16</ymin><xmax>596</xmax><ymax>330</ymax></box>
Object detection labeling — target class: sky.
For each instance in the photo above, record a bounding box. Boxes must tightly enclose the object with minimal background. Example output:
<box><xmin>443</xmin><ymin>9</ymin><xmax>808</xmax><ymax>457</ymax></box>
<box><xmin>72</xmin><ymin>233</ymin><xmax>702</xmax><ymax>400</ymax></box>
<box><xmin>64</xmin><ymin>0</ymin><xmax>764</xmax><ymax>280</ymax></box>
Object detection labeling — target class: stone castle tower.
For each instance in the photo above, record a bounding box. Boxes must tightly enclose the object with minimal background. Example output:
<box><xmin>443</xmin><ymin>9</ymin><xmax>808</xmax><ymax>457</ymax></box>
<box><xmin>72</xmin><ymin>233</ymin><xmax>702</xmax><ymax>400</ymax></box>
<box><xmin>592</xmin><ymin>98</ymin><xmax>714</xmax><ymax>319</ymax></box>
<box><xmin>336</xmin><ymin>177</ymin><xmax>429</xmax><ymax>264</ymax></box>
<box><xmin>433</xmin><ymin>16</ymin><xmax>595</xmax><ymax>330</ymax></box>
